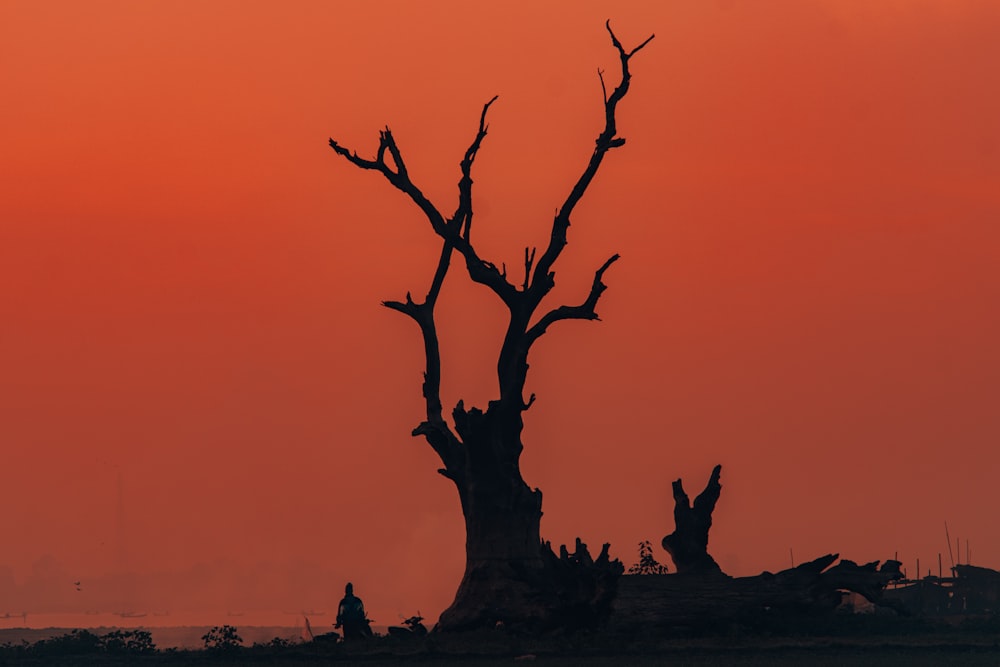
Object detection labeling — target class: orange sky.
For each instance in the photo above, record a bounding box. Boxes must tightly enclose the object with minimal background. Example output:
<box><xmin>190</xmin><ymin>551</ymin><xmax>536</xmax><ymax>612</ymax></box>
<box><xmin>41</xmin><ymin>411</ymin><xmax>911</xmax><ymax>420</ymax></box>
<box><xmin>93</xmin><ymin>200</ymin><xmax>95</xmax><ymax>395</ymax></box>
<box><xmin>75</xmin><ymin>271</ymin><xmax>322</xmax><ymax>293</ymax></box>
<box><xmin>1</xmin><ymin>1</ymin><xmax>998</xmax><ymax>622</ymax></box>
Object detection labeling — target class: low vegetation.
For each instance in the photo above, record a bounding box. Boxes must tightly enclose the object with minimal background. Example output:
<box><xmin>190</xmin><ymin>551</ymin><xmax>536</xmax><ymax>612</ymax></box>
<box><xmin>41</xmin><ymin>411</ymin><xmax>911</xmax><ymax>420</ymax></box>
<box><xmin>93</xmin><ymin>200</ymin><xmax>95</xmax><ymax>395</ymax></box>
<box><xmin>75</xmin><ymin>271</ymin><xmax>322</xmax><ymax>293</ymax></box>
<box><xmin>2</xmin><ymin>615</ymin><xmax>1000</xmax><ymax>665</ymax></box>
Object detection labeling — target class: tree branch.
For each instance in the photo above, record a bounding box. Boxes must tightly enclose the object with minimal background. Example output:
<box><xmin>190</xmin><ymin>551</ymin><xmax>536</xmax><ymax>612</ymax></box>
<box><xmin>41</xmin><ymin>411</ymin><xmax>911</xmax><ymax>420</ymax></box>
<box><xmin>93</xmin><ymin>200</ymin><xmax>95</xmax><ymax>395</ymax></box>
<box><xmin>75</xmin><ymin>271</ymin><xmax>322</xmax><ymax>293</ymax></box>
<box><xmin>328</xmin><ymin>23</ymin><xmax>650</xmax><ymax>472</ymax></box>
<box><xmin>455</xmin><ymin>95</ymin><xmax>499</xmax><ymax>243</ymax></box>
<box><xmin>529</xmin><ymin>21</ymin><xmax>653</xmax><ymax>297</ymax></box>
<box><xmin>330</xmin><ymin>99</ymin><xmax>518</xmax><ymax>307</ymax></box>
<box><xmin>446</xmin><ymin>98</ymin><xmax>520</xmax><ymax>305</ymax></box>
<box><xmin>525</xmin><ymin>254</ymin><xmax>619</xmax><ymax>345</ymax></box>
<box><xmin>330</xmin><ymin>101</ymin><xmax>523</xmax><ymax>477</ymax></box>
<box><xmin>523</xmin><ymin>247</ymin><xmax>537</xmax><ymax>291</ymax></box>
<box><xmin>329</xmin><ymin>128</ymin><xmax>467</xmax><ymax>471</ymax></box>
<box><xmin>381</xmin><ymin>293</ymin><xmax>462</xmax><ymax>473</ymax></box>
<box><xmin>329</xmin><ymin>129</ymin><xmax>450</xmax><ymax>239</ymax></box>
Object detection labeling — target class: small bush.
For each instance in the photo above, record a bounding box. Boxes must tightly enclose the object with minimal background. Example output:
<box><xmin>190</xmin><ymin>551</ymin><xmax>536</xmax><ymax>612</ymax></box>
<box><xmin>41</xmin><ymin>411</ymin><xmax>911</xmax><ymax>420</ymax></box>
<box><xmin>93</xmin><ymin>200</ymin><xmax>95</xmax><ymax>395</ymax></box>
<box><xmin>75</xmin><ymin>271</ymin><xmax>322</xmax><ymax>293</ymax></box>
<box><xmin>627</xmin><ymin>540</ymin><xmax>670</xmax><ymax>575</ymax></box>
<box><xmin>100</xmin><ymin>628</ymin><xmax>157</xmax><ymax>654</ymax></box>
<box><xmin>252</xmin><ymin>636</ymin><xmax>297</xmax><ymax>649</ymax></box>
<box><xmin>28</xmin><ymin>629</ymin><xmax>101</xmax><ymax>656</ymax></box>
<box><xmin>202</xmin><ymin>624</ymin><xmax>243</xmax><ymax>652</ymax></box>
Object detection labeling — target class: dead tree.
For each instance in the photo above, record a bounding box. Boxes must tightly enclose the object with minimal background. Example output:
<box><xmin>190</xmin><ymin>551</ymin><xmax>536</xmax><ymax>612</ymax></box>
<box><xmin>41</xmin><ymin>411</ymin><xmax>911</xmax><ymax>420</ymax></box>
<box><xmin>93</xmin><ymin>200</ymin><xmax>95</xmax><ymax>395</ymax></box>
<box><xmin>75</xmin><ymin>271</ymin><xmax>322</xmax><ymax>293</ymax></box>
<box><xmin>613</xmin><ymin>466</ymin><xmax>905</xmax><ymax>628</ymax></box>
<box><xmin>328</xmin><ymin>22</ymin><xmax>653</xmax><ymax>631</ymax></box>
<box><xmin>614</xmin><ymin>555</ymin><xmax>904</xmax><ymax>629</ymax></box>
<box><xmin>662</xmin><ymin>464</ymin><xmax>724</xmax><ymax>575</ymax></box>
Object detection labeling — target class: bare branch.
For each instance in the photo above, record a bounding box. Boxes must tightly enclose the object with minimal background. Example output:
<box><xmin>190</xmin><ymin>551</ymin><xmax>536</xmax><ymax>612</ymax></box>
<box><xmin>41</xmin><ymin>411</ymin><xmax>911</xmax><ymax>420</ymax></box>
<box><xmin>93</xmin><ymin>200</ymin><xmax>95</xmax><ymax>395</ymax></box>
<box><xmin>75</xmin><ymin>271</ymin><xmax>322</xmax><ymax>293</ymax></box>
<box><xmin>426</xmin><ymin>239</ymin><xmax>453</xmax><ymax>309</ymax></box>
<box><xmin>383</xmin><ymin>127</ymin><xmax>409</xmax><ymax>178</ymax></box>
<box><xmin>446</xmin><ymin>99</ymin><xmax>520</xmax><ymax>305</ymax></box>
<box><xmin>526</xmin><ymin>254</ymin><xmax>620</xmax><ymax>344</ymax></box>
<box><xmin>328</xmin><ymin>24</ymin><xmax>649</xmax><ymax>478</ymax></box>
<box><xmin>381</xmin><ymin>292</ymin><xmax>464</xmax><ymax>474</ymax></box>
<box><xmin>455</xmin><ymin>95</ymin><xmax>499</xmax><ymax>242</ymax></box>
<box><xmin>328</xmin><ymin>138</ymin><xmax>383</xmax><ymax>172</ymax></box>
<box><xmin>382</xmin><ymin>298</ymin><xmax>417</xmax><ymax>318</ymax></box>
<box><xmin>529</xmin><ymin>22</ymin><xmax>653</xmax><ymax>296</ymax></box>
<box><xmin>522</xmin><ymin>247</ymin><xmax>536</xmax><ymax>291</ymax></box>
<box><xmin>414</xmin><ymin>420</ymin><xmax>464</xmax><ymax>482</ymax></box>
<box><xmin>331</xmin><ymin>108</ymin><xmax>520</xmax><ymax>477</ymax></box>
<box><xmin>329</xmin><ymin>130</ymin><xmax>450</xmax><ymax>238</ymax></box>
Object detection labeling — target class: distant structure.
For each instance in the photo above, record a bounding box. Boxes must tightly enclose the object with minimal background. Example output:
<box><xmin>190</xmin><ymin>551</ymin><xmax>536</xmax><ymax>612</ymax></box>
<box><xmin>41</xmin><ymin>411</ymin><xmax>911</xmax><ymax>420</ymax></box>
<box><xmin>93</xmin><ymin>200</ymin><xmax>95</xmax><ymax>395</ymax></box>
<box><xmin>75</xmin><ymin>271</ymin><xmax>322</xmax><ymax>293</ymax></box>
<box><xmin>886</xmin><ymin>564</ymin><xmax>1000</xmax><ymax>615</ymax></box>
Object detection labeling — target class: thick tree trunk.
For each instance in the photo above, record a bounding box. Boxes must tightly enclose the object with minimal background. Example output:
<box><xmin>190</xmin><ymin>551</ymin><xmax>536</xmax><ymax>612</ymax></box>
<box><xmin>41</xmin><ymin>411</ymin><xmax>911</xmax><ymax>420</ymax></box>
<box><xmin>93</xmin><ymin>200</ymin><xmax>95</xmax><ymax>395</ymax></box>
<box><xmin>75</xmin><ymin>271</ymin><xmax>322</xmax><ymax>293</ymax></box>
<box><xmin>436</xmin><ymin>405</ymin><xmax>622</xmax><ymax>631</ymax></box>
<box><xmin>438</xmin><ymin>499</ymin><xmax>544</xmax><ymax>630</ymax></box>
<box><xmin>438</xmin><ymin>485</ymin><xmax>625</xmax><ymax>632</ymax></box>
<box><xmin>662</xmin><ymin>464</ymin><xmax>723</xmax><ymax>575</ymax></box>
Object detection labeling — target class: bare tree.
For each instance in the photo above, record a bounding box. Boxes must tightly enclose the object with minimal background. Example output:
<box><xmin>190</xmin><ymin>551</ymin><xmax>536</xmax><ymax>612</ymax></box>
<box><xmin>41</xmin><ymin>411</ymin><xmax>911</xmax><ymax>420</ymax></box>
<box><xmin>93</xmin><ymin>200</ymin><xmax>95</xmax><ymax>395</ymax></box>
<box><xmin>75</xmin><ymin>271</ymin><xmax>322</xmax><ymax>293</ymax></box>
<box><xmin>328</xmin><ymin>21</ymin><xmax>653</xmax><ymax>631</ymax></box>
<box><xmin>662</xmin><ymin>465</ymin><xmax>724</xmax><ymax>575</ymax></box>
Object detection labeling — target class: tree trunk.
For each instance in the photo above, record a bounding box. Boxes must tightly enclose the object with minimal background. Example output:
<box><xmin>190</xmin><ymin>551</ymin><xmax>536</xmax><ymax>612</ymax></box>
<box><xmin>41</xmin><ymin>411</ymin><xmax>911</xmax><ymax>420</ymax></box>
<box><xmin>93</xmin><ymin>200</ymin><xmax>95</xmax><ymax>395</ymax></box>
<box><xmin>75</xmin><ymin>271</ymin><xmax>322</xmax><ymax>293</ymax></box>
<box><xmin>662</xmin><ymin>464</ymin><xmax>723</xmax><ymax>575</ymax></box>
<box><xmin>438</xmin><ymin>491</ymin><xmax>545</xmax><ymax>630</ymax></box>
<box><xmin>436</xmin><ymin>404</ymin><xmax>622</xmax><ymax>631</ymax></box>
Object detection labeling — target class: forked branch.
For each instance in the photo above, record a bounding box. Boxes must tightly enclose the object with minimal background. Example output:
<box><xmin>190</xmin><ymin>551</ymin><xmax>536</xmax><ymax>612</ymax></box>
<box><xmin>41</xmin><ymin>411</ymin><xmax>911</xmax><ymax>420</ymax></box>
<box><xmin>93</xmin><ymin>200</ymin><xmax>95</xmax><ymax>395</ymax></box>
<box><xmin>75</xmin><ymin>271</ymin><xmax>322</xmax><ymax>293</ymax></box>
<box><xmin>329</xmin><ymin>129</ymin><xmax>449</xmax><ymax>240</ymax></box>
<box><xmin>329</xmin><ymin>96</ymin><xmax>520</xmax><ymax>478</ymax></box>
<box><xmin>529</xmin><ymin>21</ymin><xmax>653</xmax><ymax>296</ymax></box>
<box><xmin>526</xmin><ymin>254</ymin><xmax>620</xmax><ymax>344</ymax></box>
<box><xmin>455</xmin><ymin>95</ymin><xmax>499</xmax><ymax>242</ymax></box>
<box><xmin>328</xmin><ymin>22</ymin><xmax>652</xmax><ymax>461</ymax></box>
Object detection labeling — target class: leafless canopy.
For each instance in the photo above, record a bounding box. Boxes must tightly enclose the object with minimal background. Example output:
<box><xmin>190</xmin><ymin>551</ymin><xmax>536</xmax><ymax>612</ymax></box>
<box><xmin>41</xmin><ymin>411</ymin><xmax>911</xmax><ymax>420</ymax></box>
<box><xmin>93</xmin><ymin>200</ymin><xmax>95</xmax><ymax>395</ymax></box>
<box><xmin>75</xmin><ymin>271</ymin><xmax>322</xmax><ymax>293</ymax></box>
<box><xmin>329</xmin><ymin>22</ymin><xmax>653</xmax><ymax>484</ymax></box>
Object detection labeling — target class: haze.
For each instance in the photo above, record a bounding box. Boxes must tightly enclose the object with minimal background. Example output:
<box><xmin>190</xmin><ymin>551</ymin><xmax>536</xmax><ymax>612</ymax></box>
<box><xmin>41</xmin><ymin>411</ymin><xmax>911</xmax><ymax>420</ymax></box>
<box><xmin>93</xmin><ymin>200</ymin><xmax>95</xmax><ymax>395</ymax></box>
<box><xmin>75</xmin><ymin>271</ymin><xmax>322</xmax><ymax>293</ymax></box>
<box><xmin>1</xmin><ymin>1</ymin><xmax>997</xmax><ymax>622</ymax></box>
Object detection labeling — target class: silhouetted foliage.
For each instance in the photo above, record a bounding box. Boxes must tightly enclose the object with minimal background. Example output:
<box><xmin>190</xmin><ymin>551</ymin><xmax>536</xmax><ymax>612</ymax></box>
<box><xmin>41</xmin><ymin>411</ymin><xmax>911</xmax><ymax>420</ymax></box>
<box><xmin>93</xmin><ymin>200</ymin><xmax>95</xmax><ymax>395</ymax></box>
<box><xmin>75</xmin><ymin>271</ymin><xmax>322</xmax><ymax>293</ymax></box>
<box><xmin>0</xmin><ymin>628</ymin><xmax>157</xmax><ymax>658</ymax></box>
<box><xmin>627</xmin><ymin>540</ymin><xmax>670</xmax><ymax>575</ymax></box>
<box><xmin>252</xmin><ymin>635</ymin><xmax>297</xmax><ymax>649</ymax></box>
<box><xmin>99</xmin><ymin>628</ymin><xmax>157</xmax><ymax>655</ymax></box>
<box><xmin>23</xmin><ymin>629</ymin><xmax>101</xmax><ymax>657</ymax></box>
<box><xmin>201</xmin><ymin>624</ymin><xmax>243</xmax><ymax>653</ymax></box>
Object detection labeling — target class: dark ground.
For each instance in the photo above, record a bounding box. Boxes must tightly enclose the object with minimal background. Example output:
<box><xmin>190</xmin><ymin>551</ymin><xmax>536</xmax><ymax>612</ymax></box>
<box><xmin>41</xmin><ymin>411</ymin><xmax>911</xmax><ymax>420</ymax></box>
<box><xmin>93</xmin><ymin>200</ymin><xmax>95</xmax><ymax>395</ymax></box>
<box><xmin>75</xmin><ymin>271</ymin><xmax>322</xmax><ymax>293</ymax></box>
<box><xmin>3</xmin><ymin>616</ymin><xmax>999</xmax><ymax>665</ymax></box>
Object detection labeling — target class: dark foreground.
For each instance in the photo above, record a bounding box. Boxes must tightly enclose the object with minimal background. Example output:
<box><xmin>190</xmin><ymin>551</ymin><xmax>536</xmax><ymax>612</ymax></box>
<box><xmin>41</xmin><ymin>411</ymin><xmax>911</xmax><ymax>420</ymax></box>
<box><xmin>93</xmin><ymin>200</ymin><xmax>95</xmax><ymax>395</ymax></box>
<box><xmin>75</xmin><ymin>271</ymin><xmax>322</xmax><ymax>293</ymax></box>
<box><xmin>3</xmin><ymin>616</ymin><xmax>999</xmax><ymax>666</ymax></box>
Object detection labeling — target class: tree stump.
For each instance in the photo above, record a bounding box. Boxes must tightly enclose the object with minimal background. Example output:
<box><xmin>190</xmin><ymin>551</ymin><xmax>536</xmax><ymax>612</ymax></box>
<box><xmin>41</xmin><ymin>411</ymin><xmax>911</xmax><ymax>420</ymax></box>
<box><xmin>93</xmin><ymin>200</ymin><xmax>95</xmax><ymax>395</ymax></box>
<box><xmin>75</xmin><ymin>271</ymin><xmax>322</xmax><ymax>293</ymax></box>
<box><xmin>662</xmin><ymin>464</ymin><xmax>723</xmax><ymax>575</ymax></box>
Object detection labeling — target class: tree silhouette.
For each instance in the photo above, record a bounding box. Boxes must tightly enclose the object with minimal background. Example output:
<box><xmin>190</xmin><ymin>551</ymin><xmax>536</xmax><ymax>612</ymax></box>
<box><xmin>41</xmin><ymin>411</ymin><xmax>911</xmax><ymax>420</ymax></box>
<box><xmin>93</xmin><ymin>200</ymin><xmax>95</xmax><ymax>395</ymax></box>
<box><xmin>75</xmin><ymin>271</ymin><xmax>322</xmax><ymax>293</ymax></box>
<box><xmin>328</xmin><ymin>22</ymin><xmax>653</xmax><ymax>631</ymax></box>
<box><xmin>662</xmin><ymin>464</ymin><xmax>724</xmax><ymax>575</ymax></box>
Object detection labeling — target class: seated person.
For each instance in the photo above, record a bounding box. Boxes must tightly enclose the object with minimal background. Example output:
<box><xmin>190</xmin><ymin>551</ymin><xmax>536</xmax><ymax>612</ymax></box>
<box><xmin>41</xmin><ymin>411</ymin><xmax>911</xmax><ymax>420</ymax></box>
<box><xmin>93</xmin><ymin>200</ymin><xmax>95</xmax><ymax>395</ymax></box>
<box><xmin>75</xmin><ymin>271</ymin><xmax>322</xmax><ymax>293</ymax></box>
<box><xmin>335</xmin><ymin>582</ymin><xmax>372</xmax><ymax>639</ymax></box>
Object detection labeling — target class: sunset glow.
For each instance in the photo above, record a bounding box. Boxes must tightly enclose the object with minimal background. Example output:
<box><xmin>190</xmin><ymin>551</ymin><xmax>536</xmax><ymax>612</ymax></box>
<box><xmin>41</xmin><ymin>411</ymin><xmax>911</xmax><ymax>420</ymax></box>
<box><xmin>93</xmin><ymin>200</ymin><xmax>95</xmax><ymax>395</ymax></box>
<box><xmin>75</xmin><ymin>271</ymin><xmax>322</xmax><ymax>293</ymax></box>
<box><xmin>1</xmin><ymin>1</ymin><xmax>998</xmax><ymax>623</ymax></box>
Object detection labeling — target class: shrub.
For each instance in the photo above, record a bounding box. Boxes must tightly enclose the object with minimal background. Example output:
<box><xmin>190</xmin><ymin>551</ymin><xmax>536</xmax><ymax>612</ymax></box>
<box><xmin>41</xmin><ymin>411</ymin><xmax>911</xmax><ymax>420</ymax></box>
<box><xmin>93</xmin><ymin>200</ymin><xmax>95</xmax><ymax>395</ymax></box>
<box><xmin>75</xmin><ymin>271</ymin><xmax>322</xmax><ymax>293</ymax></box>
<box><xmin>627</xmin><ymin>540</ymin><xmax>670</xmax><ymax>575</ymax></box>
<box><xmin>100</xmin><ymin>628</ymin><xmax>157</xmax><ymax>654</ymax></box>
<box><xmin>202</xmin><ymin>624</ymin><xmax>243</xmax><ymax>653</ymax></box>
<box><xmin>28</xmin><ymin>629</ymin><xmax>101</xmax><ymax>656</ymax></box>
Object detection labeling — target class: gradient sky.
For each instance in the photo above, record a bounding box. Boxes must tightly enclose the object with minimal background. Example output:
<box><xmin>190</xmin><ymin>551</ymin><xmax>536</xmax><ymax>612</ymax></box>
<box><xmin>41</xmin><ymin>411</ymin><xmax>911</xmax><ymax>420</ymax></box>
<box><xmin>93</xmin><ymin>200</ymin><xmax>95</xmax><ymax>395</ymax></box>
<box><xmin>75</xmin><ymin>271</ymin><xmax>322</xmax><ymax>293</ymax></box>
<box><xmin>2</xmin><ymin>1</ymin><xmax>998</xmax><ymax>622</ymax></box>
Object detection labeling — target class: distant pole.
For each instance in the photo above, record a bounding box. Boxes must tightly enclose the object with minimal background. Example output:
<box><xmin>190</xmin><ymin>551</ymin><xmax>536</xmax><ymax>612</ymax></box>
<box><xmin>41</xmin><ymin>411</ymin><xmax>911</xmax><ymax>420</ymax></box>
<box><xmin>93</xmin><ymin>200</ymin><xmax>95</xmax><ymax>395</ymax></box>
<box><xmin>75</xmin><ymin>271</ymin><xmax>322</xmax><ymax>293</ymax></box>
<box><xmin>789</xmin><ymin>547</ymin><xmax>795</xmax><ymax>568</ymax></box>
<box><xmin>917</xmin><ymin>558</ymin><xmax>920</xmax><ymax>581</ymax></box>
<box><xmin>938</xmin><ymin>553</ymin><xmax>942</xmax><ymax>579</ymax></box>
<box><xmin>945</xmin><ymin>522</ymin><xmax>955</xmax><ymax>569</ymax></box>
<box><xmin>957</xmin><ymin>538</ymin><xmax>960</xmax><ymax>565</ymax></box>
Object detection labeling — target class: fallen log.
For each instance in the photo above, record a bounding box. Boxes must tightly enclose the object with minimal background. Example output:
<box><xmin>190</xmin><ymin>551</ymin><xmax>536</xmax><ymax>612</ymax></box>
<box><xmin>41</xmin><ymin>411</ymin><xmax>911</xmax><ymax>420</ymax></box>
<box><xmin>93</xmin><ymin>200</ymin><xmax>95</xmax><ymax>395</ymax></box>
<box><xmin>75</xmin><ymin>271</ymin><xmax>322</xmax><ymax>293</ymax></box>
<box><xmin>614</xmin><ymin>555</ymin><xmax>903</xmax><ymax>628</ymax></box>
<box><xmin>614</xmin><ymin>465</ymin><xmax>904</xmax><ymax>628</ymax></box>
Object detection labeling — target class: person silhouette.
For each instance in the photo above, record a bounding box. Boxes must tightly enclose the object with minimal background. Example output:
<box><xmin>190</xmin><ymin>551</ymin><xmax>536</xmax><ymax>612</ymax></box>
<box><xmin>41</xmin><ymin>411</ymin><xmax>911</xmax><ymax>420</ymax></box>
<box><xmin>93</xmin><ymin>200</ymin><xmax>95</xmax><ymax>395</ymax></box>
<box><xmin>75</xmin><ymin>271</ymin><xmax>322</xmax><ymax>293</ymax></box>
<box><xmin>335</xmin><ymin>582</ymin><xmax>372</xmax><ymax>640</ymax></box>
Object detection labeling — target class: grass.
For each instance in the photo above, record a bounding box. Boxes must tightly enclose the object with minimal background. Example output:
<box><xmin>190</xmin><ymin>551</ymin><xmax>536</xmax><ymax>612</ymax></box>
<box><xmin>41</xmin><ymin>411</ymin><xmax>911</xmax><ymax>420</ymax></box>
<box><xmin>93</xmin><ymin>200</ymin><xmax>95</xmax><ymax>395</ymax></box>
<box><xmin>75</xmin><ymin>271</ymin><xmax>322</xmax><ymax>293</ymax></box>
<box><xmin>3</xmin><ymin>615</ymin><xmax>999</xmax><ymax>665</ymax></box>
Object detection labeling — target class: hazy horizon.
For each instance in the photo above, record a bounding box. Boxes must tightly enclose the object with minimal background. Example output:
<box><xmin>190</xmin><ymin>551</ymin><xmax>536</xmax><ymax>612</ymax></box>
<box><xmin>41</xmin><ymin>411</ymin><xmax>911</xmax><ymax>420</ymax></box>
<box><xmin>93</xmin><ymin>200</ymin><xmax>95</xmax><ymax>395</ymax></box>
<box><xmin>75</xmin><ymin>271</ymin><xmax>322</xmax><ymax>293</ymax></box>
<box><xmin>2</xmin><ymin>0</ymin><xmax>997</xmax><ymax>626</ymax></box>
